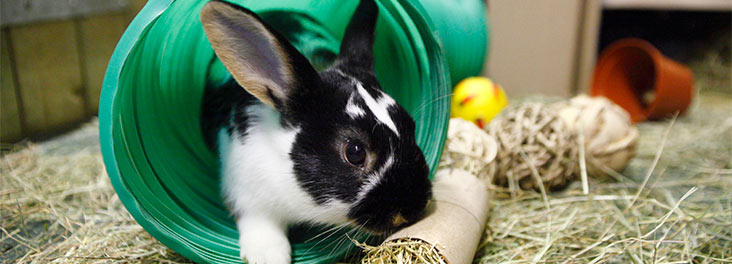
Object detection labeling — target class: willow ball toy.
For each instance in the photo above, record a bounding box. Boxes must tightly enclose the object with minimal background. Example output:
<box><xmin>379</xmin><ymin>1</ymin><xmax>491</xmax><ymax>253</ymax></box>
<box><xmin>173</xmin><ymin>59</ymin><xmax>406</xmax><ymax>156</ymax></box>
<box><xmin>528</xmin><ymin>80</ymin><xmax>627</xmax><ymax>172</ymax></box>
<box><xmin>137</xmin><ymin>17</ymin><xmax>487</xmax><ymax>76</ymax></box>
<box><xmin>486</xmin><ymin>103</ymin><xmax>579</xmax><ymax>192</ymax></box>
<box><xmin>451</xmin><ymin>77</ymin><xmax>508</xmax><ymax>128</ymax></box>
<box><xmin>553</xmin><ymin>95</ymin><xmax>639</xmax><ymax>177</ymax></box>
<box><xmin>439</xmin><ymin>118</ymin><xmax>498</xmax><ymax>182</ymax></box>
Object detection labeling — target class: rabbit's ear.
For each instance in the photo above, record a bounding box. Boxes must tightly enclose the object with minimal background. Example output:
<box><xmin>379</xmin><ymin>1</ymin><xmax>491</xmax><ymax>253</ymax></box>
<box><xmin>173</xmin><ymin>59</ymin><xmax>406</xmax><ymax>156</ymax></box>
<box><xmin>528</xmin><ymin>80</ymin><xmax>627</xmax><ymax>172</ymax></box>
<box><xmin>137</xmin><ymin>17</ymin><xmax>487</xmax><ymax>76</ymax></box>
<box><xmin>335</xmin><ymin>0</ymin><xmax>379</xmax><ymax>71</ymax></box>
<box><xmin>201</xmin><ymin>0</ymin><xmax>317</xmax><ymax>109</ymax></box>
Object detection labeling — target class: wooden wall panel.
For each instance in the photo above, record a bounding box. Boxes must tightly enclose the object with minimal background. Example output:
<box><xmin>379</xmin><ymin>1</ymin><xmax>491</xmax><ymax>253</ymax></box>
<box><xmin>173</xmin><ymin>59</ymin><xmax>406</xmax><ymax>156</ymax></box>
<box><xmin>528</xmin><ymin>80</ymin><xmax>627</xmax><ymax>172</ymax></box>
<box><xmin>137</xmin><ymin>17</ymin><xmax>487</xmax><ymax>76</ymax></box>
<box><xmin>1</xmin><ymin>2</ymin><xmax>147</xmax><ymax>141</ymax></box>
<box><xmin>575</xmin><ymin>0</ymin><xmax>603</xmax><ymax>93</ymax></box>
<box><xmin>10</xmin><ymin>21</ymin><xmax>86</xmax><ymax>135</ymax></box>
<box><xmin>79</xmin><ymin>13</ymin><xmax>127</xmax><ymax>114</ymax></box>
<box><xmin>486</xmin><ymin>0</ymin><xmax>597</xmax><ymax>97</ymax></box>
<box><xmin>1</xmin><ymin>30</ymin><xmax>23</xmax><ymax>143</ymax></box>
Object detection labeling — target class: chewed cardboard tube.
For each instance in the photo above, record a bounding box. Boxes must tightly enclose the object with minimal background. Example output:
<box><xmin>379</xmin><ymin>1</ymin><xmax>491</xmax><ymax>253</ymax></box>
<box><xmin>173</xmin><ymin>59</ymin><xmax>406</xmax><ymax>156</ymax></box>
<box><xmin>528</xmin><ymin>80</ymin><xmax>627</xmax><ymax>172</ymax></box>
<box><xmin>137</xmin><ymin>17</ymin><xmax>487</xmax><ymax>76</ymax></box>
<box><xmin>380</xmin><ymin>168</ymin><xmax>490</xmax><ymax>264</ymax></box>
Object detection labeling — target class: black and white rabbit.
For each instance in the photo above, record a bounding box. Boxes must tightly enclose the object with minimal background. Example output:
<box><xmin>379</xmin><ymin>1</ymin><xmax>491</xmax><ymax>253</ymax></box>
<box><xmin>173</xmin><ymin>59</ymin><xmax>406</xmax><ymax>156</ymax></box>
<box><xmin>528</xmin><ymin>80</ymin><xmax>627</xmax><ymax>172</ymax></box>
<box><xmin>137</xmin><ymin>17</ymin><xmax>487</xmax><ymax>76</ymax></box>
<box><xmin>200</xmin><ymin>0</ymin><xmax>432</xmax><ymax>263</ymax></box>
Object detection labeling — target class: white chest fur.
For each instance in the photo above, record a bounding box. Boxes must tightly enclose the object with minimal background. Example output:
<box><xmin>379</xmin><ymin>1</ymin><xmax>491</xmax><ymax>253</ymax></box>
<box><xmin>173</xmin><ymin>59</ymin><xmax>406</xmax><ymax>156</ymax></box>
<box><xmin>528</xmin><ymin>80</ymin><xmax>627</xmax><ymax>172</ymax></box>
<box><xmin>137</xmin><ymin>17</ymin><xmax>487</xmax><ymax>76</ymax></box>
<box><xmin>219</xmin><ymin>103</ymin><xmax>350</xmax><ymax>225</ymax></box>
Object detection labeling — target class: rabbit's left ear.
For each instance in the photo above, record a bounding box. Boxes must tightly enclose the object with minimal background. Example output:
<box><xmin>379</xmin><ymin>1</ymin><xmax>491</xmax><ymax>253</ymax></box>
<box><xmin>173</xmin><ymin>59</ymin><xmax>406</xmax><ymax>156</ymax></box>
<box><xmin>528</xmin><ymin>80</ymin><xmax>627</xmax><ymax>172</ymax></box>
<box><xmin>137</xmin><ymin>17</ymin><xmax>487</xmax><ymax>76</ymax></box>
<box><xmin>335</xmin><ymin>0</ymin><xmax>379</xmax><ymax>72</ymax></box>
<box><xmin>200</xmin><ymin>0</ymin><xmax>317</xmax><ymax>109</ymax></box>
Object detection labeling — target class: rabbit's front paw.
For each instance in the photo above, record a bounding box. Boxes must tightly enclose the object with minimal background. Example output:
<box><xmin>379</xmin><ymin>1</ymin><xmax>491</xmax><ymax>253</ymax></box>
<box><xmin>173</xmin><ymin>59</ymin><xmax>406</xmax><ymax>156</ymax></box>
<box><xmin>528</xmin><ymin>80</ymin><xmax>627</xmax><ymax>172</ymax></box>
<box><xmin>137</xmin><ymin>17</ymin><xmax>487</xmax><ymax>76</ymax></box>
<box><xmin>238</xmin><ymin>216</ymin><xmax>291</xmax><ymax>264</ymax></box>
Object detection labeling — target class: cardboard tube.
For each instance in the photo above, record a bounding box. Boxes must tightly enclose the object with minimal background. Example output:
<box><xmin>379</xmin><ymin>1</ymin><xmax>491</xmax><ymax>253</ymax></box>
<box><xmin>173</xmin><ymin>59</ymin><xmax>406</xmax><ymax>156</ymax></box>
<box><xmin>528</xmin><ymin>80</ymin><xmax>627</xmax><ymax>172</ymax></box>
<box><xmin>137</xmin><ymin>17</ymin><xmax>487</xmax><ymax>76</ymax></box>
<box><xmin>383</xmin><ymin>168</ymin><xmax>490</xmax><ymax>264</ymax></box>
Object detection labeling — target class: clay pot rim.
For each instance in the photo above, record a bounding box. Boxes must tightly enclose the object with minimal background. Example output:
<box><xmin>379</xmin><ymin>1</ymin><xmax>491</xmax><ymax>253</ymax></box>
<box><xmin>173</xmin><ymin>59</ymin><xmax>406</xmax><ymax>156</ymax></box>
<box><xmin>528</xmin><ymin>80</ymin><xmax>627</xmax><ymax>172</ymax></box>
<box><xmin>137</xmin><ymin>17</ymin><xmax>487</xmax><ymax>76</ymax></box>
<box><xmin>594</xmin><ymin>38</ymin><xmax>665</xmax><ymax>122</ymax></box>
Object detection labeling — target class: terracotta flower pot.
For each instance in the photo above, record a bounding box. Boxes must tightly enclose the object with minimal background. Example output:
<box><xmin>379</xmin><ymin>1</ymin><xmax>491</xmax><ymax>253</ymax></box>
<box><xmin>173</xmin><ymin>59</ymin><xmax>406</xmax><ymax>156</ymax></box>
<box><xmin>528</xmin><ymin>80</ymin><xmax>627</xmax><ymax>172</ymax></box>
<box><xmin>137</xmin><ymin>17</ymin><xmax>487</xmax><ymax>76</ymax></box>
<box><xmin>591</xmin><ymin>38</ymin><xmax>694</xmax><ymax>122</ymax></box>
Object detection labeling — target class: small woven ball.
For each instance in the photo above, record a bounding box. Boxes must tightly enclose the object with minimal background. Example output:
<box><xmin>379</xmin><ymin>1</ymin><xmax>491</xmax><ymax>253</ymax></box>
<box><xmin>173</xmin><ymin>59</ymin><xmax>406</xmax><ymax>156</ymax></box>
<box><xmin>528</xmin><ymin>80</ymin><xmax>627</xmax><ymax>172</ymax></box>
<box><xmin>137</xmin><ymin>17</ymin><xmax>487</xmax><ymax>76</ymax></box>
<box><xmin>439</xmin><ymin>118</ymin><xmax>498</xmax><ymax>182</ymax></box>
<box><xmin>486</xmin><ymin>103</ymin><xmax>579</xmax><ymax>192</ymax></box>
<box><xmin>553</xmin><ymin>95</ymin><xmax>639</xmax><ymax>178</ymax></box>
<box><xmin>451</xmin><ymin>77</ymin><xmax>508</xmax><ymax>128</ymax></box>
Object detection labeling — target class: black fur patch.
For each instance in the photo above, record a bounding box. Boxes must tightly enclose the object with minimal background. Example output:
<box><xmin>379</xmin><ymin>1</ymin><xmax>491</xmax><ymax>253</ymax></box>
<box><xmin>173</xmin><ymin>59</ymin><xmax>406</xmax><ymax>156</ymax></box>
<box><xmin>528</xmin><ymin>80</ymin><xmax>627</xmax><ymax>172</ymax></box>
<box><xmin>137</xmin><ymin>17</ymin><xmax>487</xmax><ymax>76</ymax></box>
<box><xmin>335</xmin><ymin>0</ymin><xmax>378</xmax><ymax>71</ymax></box>
<box><xmin>201</xmin><ymin>79</ymin><xmax>255</xmax><ymax>149</ymax></box>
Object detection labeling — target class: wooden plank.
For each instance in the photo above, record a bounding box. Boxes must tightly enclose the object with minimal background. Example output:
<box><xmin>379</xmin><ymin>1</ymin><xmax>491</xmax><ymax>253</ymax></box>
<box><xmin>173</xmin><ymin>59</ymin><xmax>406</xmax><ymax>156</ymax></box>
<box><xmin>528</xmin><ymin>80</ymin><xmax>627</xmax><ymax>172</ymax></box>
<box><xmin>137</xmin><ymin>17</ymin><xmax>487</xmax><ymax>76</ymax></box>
<box><xmin>1</xmin><ymin>0</ymin><xmax>127</xmax><ymax>26</ymax></box>
<box><xmin>1</xmin><ymin>29</ymin><xmax>23</xmax><ymax>143</ymax></box>
<box><xmin>10</xmin><ymin>20</ymin><xmax>86</xmax><ymax>135</ymax></box>
<box><xmin>79</xmin><ymin>12</ymin><xmax>127</xmax><ymax>114</ymax></box>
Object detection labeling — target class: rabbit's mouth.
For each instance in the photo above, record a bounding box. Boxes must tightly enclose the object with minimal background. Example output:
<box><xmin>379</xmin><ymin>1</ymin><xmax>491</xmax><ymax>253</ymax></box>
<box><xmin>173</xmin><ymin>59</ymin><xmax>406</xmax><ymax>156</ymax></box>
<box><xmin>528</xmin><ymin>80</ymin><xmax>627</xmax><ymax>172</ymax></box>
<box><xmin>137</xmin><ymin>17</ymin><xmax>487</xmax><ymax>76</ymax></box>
<box><xmin>347</xmin><ymin>191</ymin><xmax>432</xmax><ymax>235</ymax></box>
<box><xmin>347</xmin><ymin>206</ymin><xmax>429</xmax><ymax>236</ymax></box>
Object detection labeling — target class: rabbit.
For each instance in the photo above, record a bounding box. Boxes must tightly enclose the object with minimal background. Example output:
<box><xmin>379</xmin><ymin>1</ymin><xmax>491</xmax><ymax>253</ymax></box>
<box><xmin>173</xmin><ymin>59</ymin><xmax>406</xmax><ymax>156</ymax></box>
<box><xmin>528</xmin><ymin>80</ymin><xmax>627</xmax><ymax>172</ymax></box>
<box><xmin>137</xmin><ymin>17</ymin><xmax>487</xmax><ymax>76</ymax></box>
<box><xmin>200</xmin><ymin>0</ymin><xmax>432</xmax><ymax>263</ymax></box>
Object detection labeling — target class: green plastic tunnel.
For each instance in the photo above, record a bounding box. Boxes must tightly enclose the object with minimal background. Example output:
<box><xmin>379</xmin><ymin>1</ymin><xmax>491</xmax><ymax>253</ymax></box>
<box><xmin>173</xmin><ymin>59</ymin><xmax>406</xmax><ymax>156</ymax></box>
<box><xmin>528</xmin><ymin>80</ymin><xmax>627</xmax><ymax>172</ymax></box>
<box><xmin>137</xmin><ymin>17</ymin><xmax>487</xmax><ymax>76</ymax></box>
<box><xmin>99</xmin><ymin>0</ymin><xmax>488</xmax><ymax>263</ymax></box>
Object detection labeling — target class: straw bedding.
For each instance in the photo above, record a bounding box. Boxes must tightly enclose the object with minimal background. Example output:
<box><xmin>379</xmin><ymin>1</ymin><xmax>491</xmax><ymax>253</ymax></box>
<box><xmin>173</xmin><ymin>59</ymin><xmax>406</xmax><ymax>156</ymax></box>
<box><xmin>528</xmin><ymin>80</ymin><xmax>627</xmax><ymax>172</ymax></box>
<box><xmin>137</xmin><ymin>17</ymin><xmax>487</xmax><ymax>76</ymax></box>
<box><xmin>2</xmin><ymin>40</ymin><xmax>730</xmax><ymax>264</ymax></box>
<box><xmin>1</xmin><ymin>122</ymin><xmax>190</xmax><ymax>263</ymax></box>
<box><xmin>3</xmin><ymin>96</ymin><xmax>728</xmax><ymax>264</ymax></box>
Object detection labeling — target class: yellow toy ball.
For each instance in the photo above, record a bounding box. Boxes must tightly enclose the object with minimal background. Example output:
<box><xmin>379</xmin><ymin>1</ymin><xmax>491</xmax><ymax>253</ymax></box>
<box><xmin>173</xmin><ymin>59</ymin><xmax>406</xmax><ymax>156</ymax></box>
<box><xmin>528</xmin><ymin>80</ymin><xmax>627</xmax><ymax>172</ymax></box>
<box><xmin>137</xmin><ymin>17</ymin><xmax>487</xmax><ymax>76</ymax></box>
<box><xmin>451</xmin><ymin>77</ymin><xmax>508</xmax><ymax>128</ymax></box>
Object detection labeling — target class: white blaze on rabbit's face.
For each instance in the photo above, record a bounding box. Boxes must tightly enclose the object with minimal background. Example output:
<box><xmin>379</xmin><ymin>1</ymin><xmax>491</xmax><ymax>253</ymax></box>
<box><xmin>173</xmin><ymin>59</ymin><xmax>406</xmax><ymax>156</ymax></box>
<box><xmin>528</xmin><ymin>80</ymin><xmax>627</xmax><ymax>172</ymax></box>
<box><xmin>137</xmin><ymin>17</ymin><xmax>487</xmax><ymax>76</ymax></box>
<box><xmin>355</xmin><ymin>81</ymin><xmax>400</xmax><ymax>137</ymax></box>
<box><xmin>345</xmin><ymin>95</ymin><xmax>366</xmax><ymax>118</ymax></box>
<box><xmin>337</xmin><ymin>69</ymin><xmax>400</xmax><ymax>137</ymax></box>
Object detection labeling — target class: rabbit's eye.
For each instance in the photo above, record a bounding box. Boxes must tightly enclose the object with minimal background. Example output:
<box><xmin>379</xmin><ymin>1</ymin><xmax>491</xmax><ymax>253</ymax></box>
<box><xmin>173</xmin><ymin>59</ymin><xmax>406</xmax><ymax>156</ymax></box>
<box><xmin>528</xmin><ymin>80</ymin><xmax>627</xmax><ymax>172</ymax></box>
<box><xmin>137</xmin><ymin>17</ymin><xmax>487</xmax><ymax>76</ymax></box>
<box><xmin>344</xmin><ymin>140</ymin><xmax>367</xmax><ymax>167</ymax></box>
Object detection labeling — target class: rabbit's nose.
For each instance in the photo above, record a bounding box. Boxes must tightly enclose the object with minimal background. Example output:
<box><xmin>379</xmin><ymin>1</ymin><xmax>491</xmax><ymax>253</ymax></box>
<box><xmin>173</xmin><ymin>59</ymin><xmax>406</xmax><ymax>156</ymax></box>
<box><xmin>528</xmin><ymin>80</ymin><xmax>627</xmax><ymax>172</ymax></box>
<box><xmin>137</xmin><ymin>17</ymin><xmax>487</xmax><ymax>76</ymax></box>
<box><xmin>391</xmin><ymin>213</ymin><xmax>408</xmax><ymax>227</ymax></box>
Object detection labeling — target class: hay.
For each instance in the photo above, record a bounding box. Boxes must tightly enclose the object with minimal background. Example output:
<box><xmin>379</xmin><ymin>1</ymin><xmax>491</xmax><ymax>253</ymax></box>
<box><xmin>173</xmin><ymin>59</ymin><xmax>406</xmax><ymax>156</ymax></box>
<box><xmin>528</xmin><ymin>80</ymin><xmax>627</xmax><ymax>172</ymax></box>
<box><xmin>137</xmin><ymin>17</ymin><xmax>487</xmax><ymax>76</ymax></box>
<box><xmin>3</xmin><ymin>97</ymin><xmax>730</xmax><ymax>264</ymax></box>
<box><xmin>0</xmin><ymin>120</ymin><xmax>191</xmax><ymax>264</ymax></box>
<box><xmin>688</xmin><ymin>31</ymin><xmax>731</xmax><ymax>95</ymax></box>
<box><xmin>2</xmin><ymin>33</ymin><xmax>729</xmax><ymax>264</ymax></box>
<box><xmin>360</xmin><ymin>238</ymin><xmax>446</xmax><ymax>264</ymax></box>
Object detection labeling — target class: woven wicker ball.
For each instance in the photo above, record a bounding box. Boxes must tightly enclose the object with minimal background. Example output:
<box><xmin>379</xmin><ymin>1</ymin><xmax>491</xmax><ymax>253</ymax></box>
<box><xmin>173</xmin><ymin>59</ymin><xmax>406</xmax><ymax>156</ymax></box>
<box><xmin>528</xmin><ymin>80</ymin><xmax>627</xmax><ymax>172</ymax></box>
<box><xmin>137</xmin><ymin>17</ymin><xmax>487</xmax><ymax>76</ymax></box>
<box><xmin>553</xmin><ymin>95</ymin><xmax>639</xmax><ymax>178</ymax></box>
<box><xmin>439</xmin><ymin>118</ymin><xmax>498</xmax><ymax>182</ymax></box>
<box><xmin>486</xmin><ymin>103</ymin><xmax>579</xmax><ymax>192</ymax></box>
